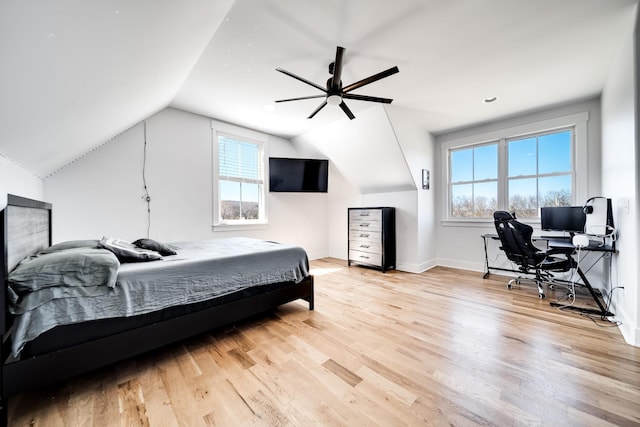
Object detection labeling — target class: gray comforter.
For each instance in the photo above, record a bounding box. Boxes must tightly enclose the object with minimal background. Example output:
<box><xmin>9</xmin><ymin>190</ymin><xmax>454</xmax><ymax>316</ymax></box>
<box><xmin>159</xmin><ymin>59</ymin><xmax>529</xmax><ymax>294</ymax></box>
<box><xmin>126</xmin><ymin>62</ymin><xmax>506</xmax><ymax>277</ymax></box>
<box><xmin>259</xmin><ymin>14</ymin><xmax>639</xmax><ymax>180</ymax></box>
<box><xmin>11</xmin><ymin>237</ymin><xmax>309</xmax><ymax>357</ymax></box>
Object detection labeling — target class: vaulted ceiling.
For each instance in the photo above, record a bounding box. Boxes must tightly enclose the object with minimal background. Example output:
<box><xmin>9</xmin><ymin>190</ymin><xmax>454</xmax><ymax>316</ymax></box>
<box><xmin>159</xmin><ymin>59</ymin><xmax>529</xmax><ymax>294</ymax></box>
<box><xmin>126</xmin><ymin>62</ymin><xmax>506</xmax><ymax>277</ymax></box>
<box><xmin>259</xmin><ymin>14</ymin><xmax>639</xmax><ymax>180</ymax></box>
<box><xmin>0</xmin><ymin>0</ymin><xmax>637</xmax><ymax>178</ymax></box>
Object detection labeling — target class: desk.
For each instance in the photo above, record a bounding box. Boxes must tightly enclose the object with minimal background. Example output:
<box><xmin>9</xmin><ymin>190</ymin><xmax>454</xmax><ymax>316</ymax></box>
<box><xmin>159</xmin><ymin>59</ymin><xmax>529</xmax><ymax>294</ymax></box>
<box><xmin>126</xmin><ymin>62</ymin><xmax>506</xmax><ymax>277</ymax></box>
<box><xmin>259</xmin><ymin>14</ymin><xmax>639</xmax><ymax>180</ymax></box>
<box><xmin>482</xmin><ymin>233</ymin><xmax>616</xmax><ymax>318</ymax></box>
<box><xmin>481</xmin><ymin>234</ymin><xmax>615</xmax><ymax>276</ymax></box>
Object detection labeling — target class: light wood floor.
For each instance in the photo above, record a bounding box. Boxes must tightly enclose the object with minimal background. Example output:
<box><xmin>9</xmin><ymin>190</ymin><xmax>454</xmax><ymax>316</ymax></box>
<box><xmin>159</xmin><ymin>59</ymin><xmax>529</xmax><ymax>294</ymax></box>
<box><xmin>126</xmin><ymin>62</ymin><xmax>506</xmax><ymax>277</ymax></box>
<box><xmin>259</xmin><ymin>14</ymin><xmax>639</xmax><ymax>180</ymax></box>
<box><xmin>9</xmin><ymin>258</ymin><xmax>640</xmax><ymax>426</ymax></box>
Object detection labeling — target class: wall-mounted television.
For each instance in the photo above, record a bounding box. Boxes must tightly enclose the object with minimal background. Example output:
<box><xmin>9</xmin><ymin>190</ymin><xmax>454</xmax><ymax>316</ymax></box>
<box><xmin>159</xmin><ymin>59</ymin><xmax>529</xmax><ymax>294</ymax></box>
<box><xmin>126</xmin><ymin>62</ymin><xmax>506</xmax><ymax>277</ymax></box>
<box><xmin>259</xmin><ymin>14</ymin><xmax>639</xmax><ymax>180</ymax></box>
<box><xmin>540</xmin><ymin>206</ymin><xmax>586</xmax><ymax>233</ymax></box>
<box><xmin>269</xmin><ymin>157</ymin><xmax>328</xmax><ymax>193</ymax></box>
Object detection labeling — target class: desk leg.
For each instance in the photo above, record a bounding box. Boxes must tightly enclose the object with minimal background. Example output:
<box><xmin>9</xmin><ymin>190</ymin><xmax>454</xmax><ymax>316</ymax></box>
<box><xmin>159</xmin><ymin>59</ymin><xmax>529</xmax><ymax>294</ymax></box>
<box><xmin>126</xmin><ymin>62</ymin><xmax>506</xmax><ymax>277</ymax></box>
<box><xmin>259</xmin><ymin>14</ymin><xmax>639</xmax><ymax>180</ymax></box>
<box><xmin>482</xmin><ymin>236</ymin><xmax>490</xmax><ymax>279</ymax></box>
<box><xmin>550</xmin><ymin>266</ymin><xmax>614</xmax><ymax>317</ymax></box>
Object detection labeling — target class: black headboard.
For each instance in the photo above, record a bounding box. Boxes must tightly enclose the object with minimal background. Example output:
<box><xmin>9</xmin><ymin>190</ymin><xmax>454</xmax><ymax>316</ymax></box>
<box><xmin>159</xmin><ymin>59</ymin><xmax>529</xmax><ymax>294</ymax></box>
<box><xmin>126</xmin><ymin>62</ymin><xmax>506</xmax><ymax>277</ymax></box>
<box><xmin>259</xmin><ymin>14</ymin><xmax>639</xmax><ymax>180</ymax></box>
<box><xmin>1</xmin><ymin>194</ymin><xmax>52</xmax><ymax>333</ymax></box>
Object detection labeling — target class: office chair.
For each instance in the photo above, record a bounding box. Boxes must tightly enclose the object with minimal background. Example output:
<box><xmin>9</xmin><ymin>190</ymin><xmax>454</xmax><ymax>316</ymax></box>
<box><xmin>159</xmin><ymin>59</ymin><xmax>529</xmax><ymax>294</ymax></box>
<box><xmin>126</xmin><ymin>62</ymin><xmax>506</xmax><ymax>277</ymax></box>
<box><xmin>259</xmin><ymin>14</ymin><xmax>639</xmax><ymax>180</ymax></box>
<box><xmin>493</xmin><ymin>211</ymin><xmax>572</xmax><ymax>298</ymax></box>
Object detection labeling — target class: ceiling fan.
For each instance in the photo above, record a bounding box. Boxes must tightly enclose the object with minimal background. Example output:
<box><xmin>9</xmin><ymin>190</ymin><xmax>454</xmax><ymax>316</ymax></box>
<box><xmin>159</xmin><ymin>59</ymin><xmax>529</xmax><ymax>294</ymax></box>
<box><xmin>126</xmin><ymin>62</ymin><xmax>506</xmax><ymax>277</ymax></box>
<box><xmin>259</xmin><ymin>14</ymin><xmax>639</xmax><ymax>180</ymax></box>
<box><xmin>275</xmin><ymin>46</ymin><xmax>399</xmax><ymax>120</ymax></box>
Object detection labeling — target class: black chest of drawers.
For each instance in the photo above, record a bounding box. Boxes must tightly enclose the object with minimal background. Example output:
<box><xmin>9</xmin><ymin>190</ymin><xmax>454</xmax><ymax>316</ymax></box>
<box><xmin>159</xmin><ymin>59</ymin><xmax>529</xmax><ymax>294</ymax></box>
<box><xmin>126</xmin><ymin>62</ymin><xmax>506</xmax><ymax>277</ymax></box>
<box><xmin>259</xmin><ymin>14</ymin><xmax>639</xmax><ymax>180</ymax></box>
<box><xmin>348</xmin><ymin>207</ymin><xmax>396</xmax><ymax>272</ymax></box>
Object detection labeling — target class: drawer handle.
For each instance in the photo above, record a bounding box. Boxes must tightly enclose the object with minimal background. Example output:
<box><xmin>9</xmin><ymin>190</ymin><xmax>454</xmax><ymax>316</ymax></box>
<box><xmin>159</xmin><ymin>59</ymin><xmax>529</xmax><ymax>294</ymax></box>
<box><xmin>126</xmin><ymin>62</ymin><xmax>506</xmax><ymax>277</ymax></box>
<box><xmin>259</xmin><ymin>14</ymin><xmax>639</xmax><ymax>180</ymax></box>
<box><xmin>359</xmin><ymin>245</ymin><xmax>370</xmax><ymax>248</ymax></box>
<box><xmin>359</xmin><ymin>255</ymin><xmax>370</xmax><ymax>259</ymax></box>
<box><xmin>359</xmin><ymin>223</ymin><xmax>370</xmax><ymax>228</ymax></box>
<box><xmin>359</xmin><ymin>234</ymin><xmax>370</xmax><ymax>238</ymax></box>
<box><xmin>359</xmin><ymin>213</ymin><xmax>370</xmax><ymax>217</ymax></box>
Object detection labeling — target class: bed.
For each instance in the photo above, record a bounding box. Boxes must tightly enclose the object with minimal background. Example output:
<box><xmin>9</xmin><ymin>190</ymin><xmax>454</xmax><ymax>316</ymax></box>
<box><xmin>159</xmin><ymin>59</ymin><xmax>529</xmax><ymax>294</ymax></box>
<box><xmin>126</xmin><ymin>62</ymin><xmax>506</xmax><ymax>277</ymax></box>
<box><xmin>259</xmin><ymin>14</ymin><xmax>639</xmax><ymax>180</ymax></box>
<box><xmin>0</xmin><ymin>194</ymin><xmax>314</xmax><ymax>423</ymax></box>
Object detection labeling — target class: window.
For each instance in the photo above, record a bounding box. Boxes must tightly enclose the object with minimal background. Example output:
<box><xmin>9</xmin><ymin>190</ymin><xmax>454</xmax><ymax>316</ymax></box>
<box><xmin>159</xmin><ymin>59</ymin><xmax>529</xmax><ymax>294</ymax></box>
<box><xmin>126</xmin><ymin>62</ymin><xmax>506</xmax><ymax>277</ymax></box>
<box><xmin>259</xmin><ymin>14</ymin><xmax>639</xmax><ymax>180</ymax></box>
<box><xmin>507</xmin><ymin>130</ymin><xmax>573</xmax><ymax>217</ymax></box>
<box><xmin>447</xmin><ymin>128</ymin><xmax>575</xmax><ymax>219</ymax></box>
<box><xmin>450</xmin><ymin>143</ymin><xmax>498</xmax><ymax>218</ymax></box>
<box><xmin>214</xmin><ymin>132</ymin><xmax>266</xmax><ymax>227</ymax></box>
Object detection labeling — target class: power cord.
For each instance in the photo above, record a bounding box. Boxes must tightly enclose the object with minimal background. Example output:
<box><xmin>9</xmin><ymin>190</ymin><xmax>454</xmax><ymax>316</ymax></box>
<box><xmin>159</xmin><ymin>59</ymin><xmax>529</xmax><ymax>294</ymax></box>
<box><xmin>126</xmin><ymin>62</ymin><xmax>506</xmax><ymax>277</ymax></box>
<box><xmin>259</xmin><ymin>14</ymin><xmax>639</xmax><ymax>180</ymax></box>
<box><xmin>568</xmin><ymin>246</ymin><xmax>583</xmax><ymax>304</ymax></box>
<box><xmin>580</xmin><ymin>311</ymin><xmax>621</xmax><ymax>327</ymax></box>
<box><xmin>552</xmin><ymin>239</ymin><xmax>587</xmax><ymax>308</ymax></box>
<box><xmin>141</xmin><ymin>121</ymin><xmax>151</xmax><ymax>238</ymax></box>
<box><xmin>598</xmin><ymin>286</ymin><xmax>624</xmax><ymax>323</ymax></box>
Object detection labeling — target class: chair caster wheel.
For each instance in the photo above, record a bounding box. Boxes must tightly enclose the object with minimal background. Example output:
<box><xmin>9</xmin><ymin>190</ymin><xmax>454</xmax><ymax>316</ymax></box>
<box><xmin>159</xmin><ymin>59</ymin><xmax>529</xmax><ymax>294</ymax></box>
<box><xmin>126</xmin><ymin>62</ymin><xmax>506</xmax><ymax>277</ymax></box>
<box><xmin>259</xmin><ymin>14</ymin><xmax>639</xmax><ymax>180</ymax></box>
<box><xmin>507</xmin><ymin>279</ymin><xmax>516</xmax><ymax>290</ymax></box>
<box><xmin>539</xmin><ymin>293</ymin><xmax>545</xmax><ymax>299</ymax></box>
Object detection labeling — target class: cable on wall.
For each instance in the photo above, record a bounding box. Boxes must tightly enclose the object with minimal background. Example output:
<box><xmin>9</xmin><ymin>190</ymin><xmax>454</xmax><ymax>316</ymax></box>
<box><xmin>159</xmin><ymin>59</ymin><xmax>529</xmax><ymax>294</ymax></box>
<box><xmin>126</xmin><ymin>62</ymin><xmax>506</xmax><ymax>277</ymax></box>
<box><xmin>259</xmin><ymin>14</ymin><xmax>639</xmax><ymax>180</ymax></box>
<box><xmin>142</xmin><ymin>121</ymin><xmax>151</xmax><ymax>238</ymax></box>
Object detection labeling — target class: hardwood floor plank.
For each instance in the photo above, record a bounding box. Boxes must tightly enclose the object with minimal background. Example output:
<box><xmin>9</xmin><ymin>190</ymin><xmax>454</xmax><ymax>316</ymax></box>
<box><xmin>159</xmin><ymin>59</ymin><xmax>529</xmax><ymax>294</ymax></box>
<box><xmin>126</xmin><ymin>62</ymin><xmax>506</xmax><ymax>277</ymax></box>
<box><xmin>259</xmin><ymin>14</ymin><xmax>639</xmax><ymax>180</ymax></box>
<box><xmin>137</xmin><ymin>367</ymin><xmax>180</xmax><ymax>427</ymax></box>
<box><xmin>117</xmin><ymin>379</ymin><xmax>150</xmax><ymax>427</ymax></box>
<box><xmin>8</xmin><ymin>259</ymin><xmax>640</xmax><ymax>426</ymax></box>
<box><xmin>322</xmin><ymin>358</ymin><xmax>362</xmax><ymax>388</ymax></box>
<box><xmin>200</xmin><ymin>379</ymin><xmax>262</xmax><ymax>426</ymax></box>
<box><xmin>90</xmin><ymin>375</ymin><xmax>121</xmax><ymax>427</ymax></box>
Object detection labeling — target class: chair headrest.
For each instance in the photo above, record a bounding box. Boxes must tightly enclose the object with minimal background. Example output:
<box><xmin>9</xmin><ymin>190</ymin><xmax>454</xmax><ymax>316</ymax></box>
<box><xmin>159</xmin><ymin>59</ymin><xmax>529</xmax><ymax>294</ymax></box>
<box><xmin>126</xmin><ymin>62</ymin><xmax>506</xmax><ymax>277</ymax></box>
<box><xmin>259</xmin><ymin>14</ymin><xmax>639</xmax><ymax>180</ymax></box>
<box><xmin>493</xmin><ymin>211</ymin><xmax>514</xmax><ymax>221</ymax></box>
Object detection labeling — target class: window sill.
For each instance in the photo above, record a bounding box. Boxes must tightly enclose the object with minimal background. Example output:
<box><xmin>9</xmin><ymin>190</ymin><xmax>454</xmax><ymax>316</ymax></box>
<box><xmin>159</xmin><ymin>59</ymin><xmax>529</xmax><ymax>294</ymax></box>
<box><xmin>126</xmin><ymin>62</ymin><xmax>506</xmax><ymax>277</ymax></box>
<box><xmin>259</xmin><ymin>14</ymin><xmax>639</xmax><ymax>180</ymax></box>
<box><xmin>442</xmin><ymin>219</ymin><xmax>493</xmax><ymax>227</ymax></box>
<box><xmin>213</xmin><ymin>222</ymin><xmax>269</xmax><ymax>232</ymax></box>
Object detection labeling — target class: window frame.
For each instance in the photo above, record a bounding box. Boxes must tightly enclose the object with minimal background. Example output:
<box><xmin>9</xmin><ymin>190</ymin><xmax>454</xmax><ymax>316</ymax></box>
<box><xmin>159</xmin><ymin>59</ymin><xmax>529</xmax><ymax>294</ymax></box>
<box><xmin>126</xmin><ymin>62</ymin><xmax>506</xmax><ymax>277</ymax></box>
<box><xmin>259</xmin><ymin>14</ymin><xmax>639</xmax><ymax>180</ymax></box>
<box><xmin>505</xmin><ymin>128</ymin><xmax>575</xmax><ymax>217</ymax></box>
<box><xmin>448</xmin><ymin>140</ymin><xmax>500</xmax><ymax>218</ymax></box>
<box><xmin>212</xmin><ymin>120</ymin><xmax>269</xmax><ymax>230</ymax></box>
<box><xmin>440</xmin><ymin>112</ymin><xmax>589</xmax><ymax>225</ymax></box>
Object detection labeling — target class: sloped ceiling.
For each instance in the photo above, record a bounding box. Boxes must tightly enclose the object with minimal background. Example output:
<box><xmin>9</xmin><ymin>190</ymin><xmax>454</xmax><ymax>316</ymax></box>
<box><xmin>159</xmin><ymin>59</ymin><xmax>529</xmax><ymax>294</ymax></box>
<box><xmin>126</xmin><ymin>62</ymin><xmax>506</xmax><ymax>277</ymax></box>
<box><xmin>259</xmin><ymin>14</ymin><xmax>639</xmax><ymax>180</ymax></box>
<box><xmin>293</xmin><ymin>105</ymin><xmax>415</xmax><ymax>194</ymax></box>
<box><xmin>0</xmin><ymin>0</ymin><xmax>235</xmax><ymax>177</ymax></box>
<box><xmin>0</xmin><ymin>0</ymin><xmax>637</xmax><ymax>178</ymax></box>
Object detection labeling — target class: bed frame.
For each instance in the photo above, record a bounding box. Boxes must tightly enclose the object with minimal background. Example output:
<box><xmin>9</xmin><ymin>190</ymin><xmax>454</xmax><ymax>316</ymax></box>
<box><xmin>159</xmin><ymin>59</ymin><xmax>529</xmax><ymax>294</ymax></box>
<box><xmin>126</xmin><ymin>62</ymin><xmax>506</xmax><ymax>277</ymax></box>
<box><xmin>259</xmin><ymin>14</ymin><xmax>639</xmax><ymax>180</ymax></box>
<box><xmin>0</xmin><ymin>194</ymin><xmax>314</xmax><ymax>424</ymax></box>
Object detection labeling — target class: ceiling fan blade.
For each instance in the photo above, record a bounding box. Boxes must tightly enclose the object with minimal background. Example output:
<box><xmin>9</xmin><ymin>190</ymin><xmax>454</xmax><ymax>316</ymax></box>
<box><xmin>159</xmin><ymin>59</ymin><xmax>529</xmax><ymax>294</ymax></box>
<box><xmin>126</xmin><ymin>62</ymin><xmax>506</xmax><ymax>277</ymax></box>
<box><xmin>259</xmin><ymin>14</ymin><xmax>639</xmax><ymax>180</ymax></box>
<box><xmin>308</xmin><ymin>100</ymin><xmax>328</xmax><ymax>119</ymax></box>
<box><xmin>275</xmin><ymin>95</ymin><xmax>327</xmax><ymax>103</ymax></box>
<box><xmin>339</xmin><ymin>101</ymin><xmax>355</xmax><ymax>120</ymax></box>
<box><xmin>276</xmin><ymin>67</ymin><xmax>327</xmax><ymax>93</ymax></box>
<box><xmin>331</xmin><ymin>46</ymin><xmax>345</xmax><ymax>91</ymax></box>
<box><xmin>343</xmin><ymin>93</ymin><xmax>393</xmax><ymax>104</ymax></box>
<box><xmin>342</xmin><ymin>66</ymin><xmax>399</xmax><ymax>93</ymax></box>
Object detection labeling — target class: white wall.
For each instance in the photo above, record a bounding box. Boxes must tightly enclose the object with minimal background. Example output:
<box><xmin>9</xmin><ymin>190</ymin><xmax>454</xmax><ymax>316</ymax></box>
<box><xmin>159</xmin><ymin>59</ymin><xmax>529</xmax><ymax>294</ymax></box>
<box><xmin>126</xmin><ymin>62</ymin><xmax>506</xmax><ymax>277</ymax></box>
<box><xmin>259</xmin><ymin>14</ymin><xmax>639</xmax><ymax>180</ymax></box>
<box><xmin>0</xmin><ymin>153</ymin><xmax>44</xmax><ymax>210</ymax></box>
<box><xmin>385</xmin><ymin>105</ymin><xmax>437</xmax><ymax>271</ymax></box>
<box><xmin>325</xmin><ymin>163</ymin><xmax>361</xmax><ymax>261</ymax></box>
<box><xmin>434</xmin><ymin>98</ymin><xmax>602</xmax><ymax>272</ymax></box>
<box><xmin>43</xmin><ymin>103</ymin><xmax>436</xmax><ymax>270</ymax></box>
<box><xmin>293</xmin><ymin>104</ymin><xmax>436</xmax><ymax>273</ymax></box>
<box><xmin>601</xmin><ymin>8</ymin><xmax>638</xmax><ymax>346</ymax></box>
<box><xmin>44</xmin><ymin>107</ymin><xmax>329</xmax><ymax>259</ymax></box>
<box><xmin>359</xmin><ymin>190</ymin><xmax>419</xmax><ymax>272</ymax></box>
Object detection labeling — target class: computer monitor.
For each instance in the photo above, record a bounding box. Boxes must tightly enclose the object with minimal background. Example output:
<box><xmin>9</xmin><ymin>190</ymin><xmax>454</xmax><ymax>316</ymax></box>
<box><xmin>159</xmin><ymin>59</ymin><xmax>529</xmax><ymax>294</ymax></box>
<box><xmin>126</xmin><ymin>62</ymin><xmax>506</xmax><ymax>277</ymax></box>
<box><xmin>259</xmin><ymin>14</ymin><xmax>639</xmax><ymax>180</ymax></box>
<box><xmin>540</xmin><ymin>206</ymin><xmax>586</xmax><ymax>233</ymax></box>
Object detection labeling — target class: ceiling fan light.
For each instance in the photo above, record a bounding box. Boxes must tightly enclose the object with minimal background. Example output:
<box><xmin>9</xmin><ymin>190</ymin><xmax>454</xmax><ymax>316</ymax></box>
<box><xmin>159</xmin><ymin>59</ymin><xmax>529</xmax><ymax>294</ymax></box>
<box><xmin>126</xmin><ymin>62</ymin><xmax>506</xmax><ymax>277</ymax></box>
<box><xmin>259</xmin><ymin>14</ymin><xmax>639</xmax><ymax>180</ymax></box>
<box><xmin>327</xmin><ymin>94</ymin><xmax>342</xmax><ymax>106</ymax></box>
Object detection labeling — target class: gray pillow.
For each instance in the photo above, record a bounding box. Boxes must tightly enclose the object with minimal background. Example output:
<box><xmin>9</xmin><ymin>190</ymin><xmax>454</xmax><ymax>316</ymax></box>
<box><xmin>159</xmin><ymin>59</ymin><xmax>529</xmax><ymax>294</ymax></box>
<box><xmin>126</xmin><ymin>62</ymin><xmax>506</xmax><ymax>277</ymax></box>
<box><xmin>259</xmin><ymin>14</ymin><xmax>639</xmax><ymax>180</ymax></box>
<box><xmin>132</xmin><ymin>238</ymin><xmax>177</xmax><ymax>256</ymax></box>
<box><xmin>38</xmin><ymin>239</ymin><xmax>101</xmax><ymax>255</ymax></box>
<box><xmin>99</xmin><ymin>237</ymin><xmax>163</xmax><ymax>262</ymax></box>
<box><xmin>8</xmin><ymin>248</ymin><xmax>120</xmax><ymax>294</ymax></box>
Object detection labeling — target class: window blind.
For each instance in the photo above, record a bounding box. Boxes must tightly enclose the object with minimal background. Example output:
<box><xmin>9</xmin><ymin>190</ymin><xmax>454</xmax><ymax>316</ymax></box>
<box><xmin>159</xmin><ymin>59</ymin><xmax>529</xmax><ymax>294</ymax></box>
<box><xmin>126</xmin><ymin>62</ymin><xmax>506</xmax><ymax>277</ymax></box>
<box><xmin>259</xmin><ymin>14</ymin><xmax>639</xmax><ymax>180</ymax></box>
<box><xmin>218</xmin><ymin>135</ymin><xmax>263</xmax><ymax>184</ymax></box>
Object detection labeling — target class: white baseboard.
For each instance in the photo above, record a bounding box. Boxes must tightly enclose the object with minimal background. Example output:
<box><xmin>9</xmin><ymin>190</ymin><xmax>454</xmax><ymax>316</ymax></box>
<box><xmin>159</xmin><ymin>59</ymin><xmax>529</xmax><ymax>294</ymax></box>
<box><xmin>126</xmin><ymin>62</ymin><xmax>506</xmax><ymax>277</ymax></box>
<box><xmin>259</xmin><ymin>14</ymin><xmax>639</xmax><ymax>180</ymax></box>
<box><xmin>396</xmin><ymin>258</ymin><xmax>437</xmax><ymax>274</ymax></box>
<box><xmin>615</xmin><ymin>305</ymin><xmax>639</xmax><ymax>347</ymax></box>
<box><xmin>435</xmin><ymin>257</ymin><xmax>485</xmax><ymax>273</ymax></box>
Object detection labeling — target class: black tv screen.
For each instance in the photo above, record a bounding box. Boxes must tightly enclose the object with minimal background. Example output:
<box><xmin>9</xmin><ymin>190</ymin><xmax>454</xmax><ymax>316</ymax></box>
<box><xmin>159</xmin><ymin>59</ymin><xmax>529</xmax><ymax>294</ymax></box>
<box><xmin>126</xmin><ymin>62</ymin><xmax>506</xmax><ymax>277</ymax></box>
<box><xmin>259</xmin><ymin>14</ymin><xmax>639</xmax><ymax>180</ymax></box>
<box><xmin>269</xmin><ymin>157</ymin><xmax>328</xmax><ymax>192</ymax></box>
<box><xmin>540</xmin><ymin>206</ymin><xmax>586</xmax><ymax>233</ymax></box>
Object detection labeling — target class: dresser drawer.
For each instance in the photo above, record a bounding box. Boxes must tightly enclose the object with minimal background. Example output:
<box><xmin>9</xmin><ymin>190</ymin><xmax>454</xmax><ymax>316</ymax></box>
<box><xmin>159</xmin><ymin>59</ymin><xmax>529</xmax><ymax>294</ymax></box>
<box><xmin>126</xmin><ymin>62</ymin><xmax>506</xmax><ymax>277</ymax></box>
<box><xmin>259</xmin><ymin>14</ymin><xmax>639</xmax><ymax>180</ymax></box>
<box><xmin>348</xmin><ymin>250</ymin><xmax>382</xmax><ymax>267</ymax></box>
<box><xmin>349</xmin><ymin>209</ymin><xmax>382</xmax><ymax>222</ymax></box>
<box><xmin>349</xmin><ymin>230</ymin><xmax>381</xmax><ymax>243</ymax></box>
<box><xmin>348</xmin><ymin>219</ymin><xmax>381</xmax><ymax>232</ymax></box>
<box><xmin>349</xmin><ymin>240</ymin><xmax>382</xmax><ymax>254</ymax></box>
